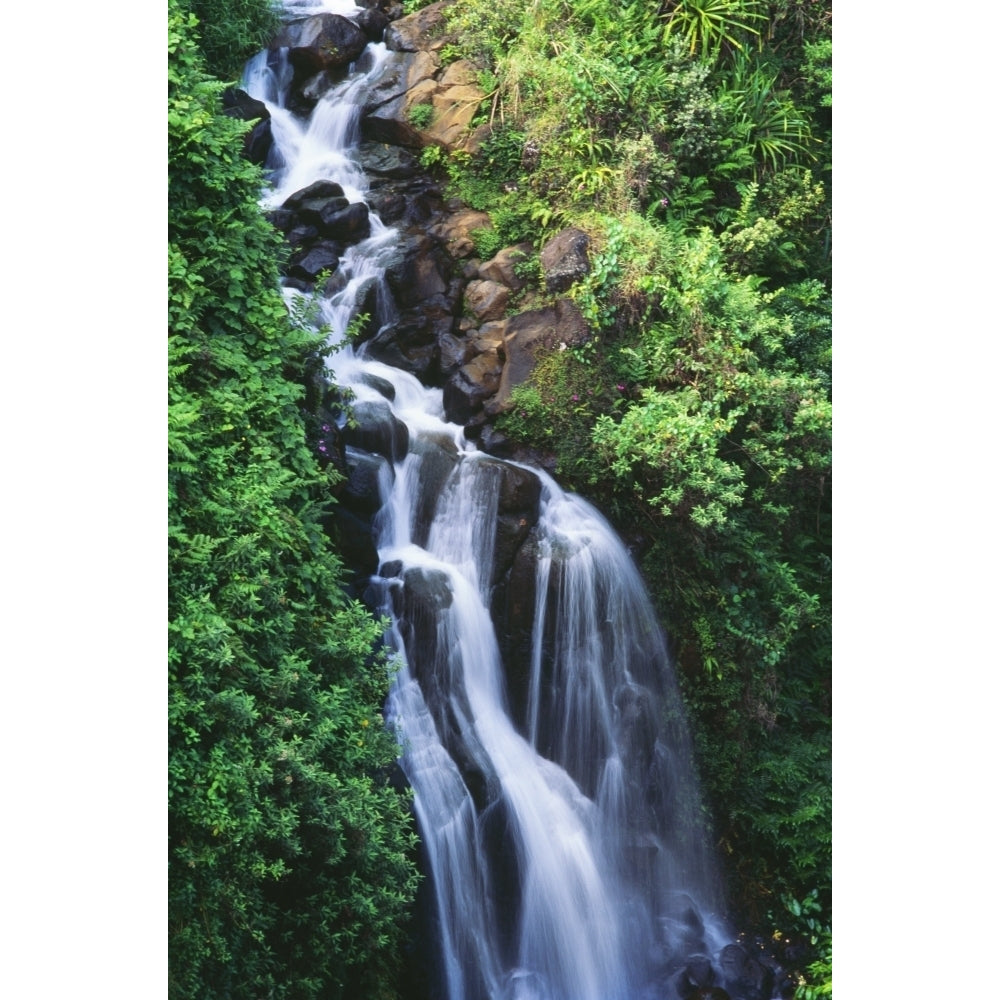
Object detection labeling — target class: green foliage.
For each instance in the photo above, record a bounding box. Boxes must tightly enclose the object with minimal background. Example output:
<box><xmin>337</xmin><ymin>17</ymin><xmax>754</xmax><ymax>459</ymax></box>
<box><xmin>495</xmin><ymin>346</ymin><xmax>626</xmax><ymax>483</ymax></box>
<box><xmin>660</xmin><ymin>0</ymin><xmax>768</xmax><ymax>62</ymax></box>
<box><xmin>168</xmin><ymin>6</ymin><xmax>419</xmax><ymax>997</ymax></box>
<box><xmin>419</xmin><ymin>143</ymin><xmax>445</xmax><ymax>169</ymax></box>
<box><xmin>569</xmin><ymin>219</ymin><xmax>626</xmax><ymax>330</ymax></box>
<box><xmin>716</xmin><ymin>53</ymin><xmax>817</xmax><ymax>177</ymax></box>
<box><xmin>178</xmin><ymin>0</ymin><xmax>281</xmax><ymax>80</ymax></box>
<box><xmin>719</xmin><ymin>169</ymin><xmax>828</xmax><ymax>282</ymax></box>
<box><xmin>408</xmin><ymin>102</ymin><xmax>435</xmax><ymax>130</ymax></box>
<box><xmin>470</xmin><ymin>227</ymin><xmax>504</xmax><ymax>260</ymax></box>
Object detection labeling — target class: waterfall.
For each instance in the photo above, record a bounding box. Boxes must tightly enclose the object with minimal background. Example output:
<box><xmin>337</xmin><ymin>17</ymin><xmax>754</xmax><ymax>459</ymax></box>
<box><xmin>242</xmin><ymin>9</ymin><xmax>739</xmax><ymax>998</ymax></box>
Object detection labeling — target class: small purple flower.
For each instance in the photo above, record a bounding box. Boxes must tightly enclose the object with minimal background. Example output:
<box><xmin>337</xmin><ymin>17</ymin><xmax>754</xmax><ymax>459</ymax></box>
<box><xmin>318</xmin><ymin>443</ymin><xmax>327</xmax><ymax>452</ymax></box>
<box><xmin>571</xmin><ymin>394</ymin><xmax>579</xmax><ymax>402</ymax></box>
<box><xmin>660</xmin><ymin>197</ymin><xmax>670</xmax><ymax>207</ymax></box>
<box><xmin>322</xmin><ymin>424</ymin><xmax>330</xmax><ymax>432</ymax></box>
<box><xmin>617</xmin><ymin>384</ymin><xmax>626</xmax><ymax>391</ymax></box>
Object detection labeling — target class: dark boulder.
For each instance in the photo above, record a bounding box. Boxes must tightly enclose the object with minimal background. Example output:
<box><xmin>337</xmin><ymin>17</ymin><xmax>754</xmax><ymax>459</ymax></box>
<box><xmin>243</xmin><ymin>118</ymin><xmax>273</xmax><ymax>165</ymax></box>
<box><xmin>297</xmin><ymin>196</ymin><xmax>351</xmax><ymax>227</ymax></box>
<box><xmin>409</xmin><ymin>435</ymin><xmax>461</xmax><ymax>547</ymax></box>
<box><xmin>287</xmin><ymin>241</ymin><xmax>341</xmax><ymax>282</ymax></box>
<box><xmin>221</xmin><ymin>88</ymin><xmax>269</xmax><ymax>122</ymax></box>
<box><xmin>318</xmin><ymin>201</ymin><xmax>371</xmax><ymax>241</ymax></box>
<box><xmin>341</xmin><ymin>447</ymin><xmax>392</xmax><ymax>518</ymax></box>
<box><xmin>540</xmin><ymin>227</ymin><xmax>591</xmax><ymax>293</ymax></box>
<box><xmin>276</xmin><ymin>13</ymin><xmax>369</xmax><ymax>72</ymax></box>
<box><xmin>353</xmin><ymin>7</ymin><xmax>390</xmax><ymax>42</ymax></box>
<box><xmin>342</xmin><ymin>399</ymin><xmax>409</xmax><ymax>462</ymax></box>
<box><xmin>281</xmin><ymin>179</ymin><xmax>347</xmax><ymax>210</ymax></box>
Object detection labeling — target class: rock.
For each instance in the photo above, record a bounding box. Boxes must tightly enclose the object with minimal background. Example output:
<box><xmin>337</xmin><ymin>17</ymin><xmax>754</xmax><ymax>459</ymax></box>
<box><xmin>410</xmin><ymin>436</ymin><xmax>461</xmax><ymax>546</ymax></box>
<box><xmin>492</xmin><ymin>527</ymin><xmax>542</xmax><ymax>730</ymax></box>
<box><xmin>478</xmin><ymin>243</ymin><xmax>534</xmax><ymax>290</ymax></box>
<box><xmin>385</xmin><ymin>234</ymin><xmax>450</xmax><ymax>307</ymax></box>
<box><xmin>438</xmin><ymin>58</ymin><xmax>479</xmax><ymax>87</ymax></box>
<box><xmin>341</xmin><ymin>447</ymin><xmax>392</xmax><ymax>517</ymax></box>
<box><xmin>540</xmin><ymin>227</ymin><xmax>591</xmax><ymax>292</ymax></box>
<box><xmin>423</xmin><ymin>82</ymin><xmax>486</xmax><ymax>149</ymax></box>
<box><xmin>438</xmin><ymin>331</ymin><xmax>474</xmax><ymax>375</ymax></box>
<box><xmin>266</xmin><ymin>209</ymin><xmax>297</xmax><ymax>232</ymax></box>
<box><xmin>276</xmin><ymin>13</ymin><xmax>369</xmax><ymax>71</ymax></box>
<box><xmin>287</xmin><ymin>242</ymin><xmax>341</xmax><ymax>282</ymax></box>
<box><xmin>463</xmin><ymin>279</ymin><xmax>510</xmax><ymax>322</ymax></box>
<box><xmin>487</xmin><ymin>298</ymin><xmax>590</xmax><ymax>413</ymax></box>
<box><xmin>359</xmin><ymin>141</ymin><xmax>420</xmax><ymax>179</ymax></box>
<box><xmin>243</xmin><ymin>118</ymin><xmax>273</xmax><ymax>165</ymax></box>
<box><xmin>342</xmin><ymin>399</ymin><xmax>409</xmax><ymax>462</ymax></box>
<box><xmin>361</xmin><ymin>50</ymin><xmax>439</xmax><ymax>116</ymax></box>
<box><xmin>327</xmin><ymin>506</ymin><xmax>380</xmax><ymax>584</ymax></box>
<box><xmin>318</xmin><ymin>201</ymin><xmax>371</xmax><ymax>241</ymax></box>
<box><xmin>297</xmin><ymin>196</ymin><xmax>351</xmax><ymax>226</ymax></box>
<box><xmin>443</xmin><ymin>350</ymin><xmax>504</xmax><ymax>424</ymax></box>
<box><xmin>285</xmin><ymin>224</ymin><xmax>320</xmax><ymax>248</ymax></box>
<box><xmin>384</xmin><ymin>1</ymin><xmax>451</xmax><ymax>52</ymax></box>
<box><xmin>221</xmin><ymin>87</ymin><xmax>269</xmax><ymax>122</ymax></box>
<box><xmin>365</xmin><ymin>313</ymin><xmax>442</xmax><ymax>378</ymax></box>
<box><xmin>282</xmin><ymin>180</ymin><xmax>347</xmax><ymax>210</ymax></box>
<box><xmin>353</xmin><ymin>7</ymin><xmax>390</xmax><ymax>41</ymax></box>
<box><xmin>429</xmin><ymin>208</ymin><xmax>493</xmax><ymax>258</ymax></box>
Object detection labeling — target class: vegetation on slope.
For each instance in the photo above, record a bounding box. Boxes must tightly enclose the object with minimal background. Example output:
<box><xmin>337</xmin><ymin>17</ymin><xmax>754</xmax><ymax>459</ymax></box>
<box><xmin>168</xmin><ymin>5</ymin><xmax>420</xmax><ymax>997</ymax></box>
<box><xmin>419</xmin><ymin>0</ymin><xmax>832</xmax><ymax>990</ymax></box>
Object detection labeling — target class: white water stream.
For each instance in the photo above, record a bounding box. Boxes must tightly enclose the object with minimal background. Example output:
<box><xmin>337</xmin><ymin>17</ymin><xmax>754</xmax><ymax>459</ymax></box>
<box><xmin>242</xmin><ymin>9</ymin><xmax>732</xmax><ymax>998</ymax></box>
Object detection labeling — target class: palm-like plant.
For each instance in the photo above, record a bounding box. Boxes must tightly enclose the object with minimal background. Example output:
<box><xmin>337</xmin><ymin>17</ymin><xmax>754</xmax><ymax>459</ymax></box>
<box><xmin>720</xmin><ymin>56</ymin><xmax>816</xmax><ymax>176</ymax></box>
<box><xmin>660</xmin><ymin>0</ymin><xmax>767</xmax><ymax>62</ymax></box>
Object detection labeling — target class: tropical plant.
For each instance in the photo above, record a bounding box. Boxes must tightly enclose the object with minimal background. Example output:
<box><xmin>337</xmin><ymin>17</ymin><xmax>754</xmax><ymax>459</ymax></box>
<box><xmin>178</xmin><ymin>0</ymin><xmax>280</xmax><ymax>79</ymax></box>
<box><xmin>659</xmin><ymin>0</ymin><xmax>767</xmax><ymax>62</ymax></box>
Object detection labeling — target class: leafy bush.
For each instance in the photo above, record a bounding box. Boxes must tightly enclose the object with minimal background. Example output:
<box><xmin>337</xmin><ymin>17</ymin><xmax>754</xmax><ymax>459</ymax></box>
<box><xmin>178</xmin><ymin>0</ymin><xmax>280</xmax><ymax>80</ymax></box>
<box><xmin>408</xmin><ymin>102</ymin><xmax>434</xmax><ymax>129</ymax></box>
<box><xmin>168</xmin><ymin>6</ymin><xmax>419</xmax><ymax>997</ymax></box>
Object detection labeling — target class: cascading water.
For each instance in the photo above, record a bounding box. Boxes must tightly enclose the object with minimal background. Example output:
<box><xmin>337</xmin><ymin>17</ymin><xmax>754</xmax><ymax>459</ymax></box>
<box><xmin>241</xmin><ymin>5</ymin><xmax>745</xmax><ymax>997</ymax></box>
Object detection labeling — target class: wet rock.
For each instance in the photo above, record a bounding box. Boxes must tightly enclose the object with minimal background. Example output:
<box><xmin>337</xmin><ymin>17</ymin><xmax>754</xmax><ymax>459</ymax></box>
<box><xmin>492</xmin><ymin>528</ymin><xmax>542</xmax><ymax>732</ymax></box>
<box><xmin>243</xmin><ymin>118</ymin><xmax>273</xmax><ymax>164</ymax></box>
<box><xmin>287</xmin><ymin>241</ymin><xmax>341</xmax><ymax>282</ymax></box>
<box><xmin>410</xmin><ymin>436</ymin><xmax>460</xmax><ymax>547</ymax></box>
<box><xmin>342</xmin><ymin>399</ymin><xmax>409</xmax><ymax>461</ymax></box>
<box><xmin>341</xmin><ymin>447</ymin><xmax>392</xmax><ymax>518</ymax></box>
<box><xmin>353</xmin><ymin>7</ymin><xmax>390</xmax><ymax>41</ymax></box>
<box><xmin>327</xmin><ymin>506</ymin><xmax>380</xmax><ymax>583</ymax></box>
<box><xmin>282</xmin><ymin>179</ymin><xmax>347</xmax><ymax>210</ymax></box>
<box><xmin>221</xmin><ymin>87</ymin><xmax>269</xmax><ymax>122</ymax></box>
<box><xmin>276</xmin><ymin>13</ymin><xmax>369</xmax><ymax>74</ymax></box>
<box><xmin>265</xmin><ymin>208</ymin><xmax>297</xmax><ymax>232</ymax></box>
<box><xmin>359</xmin><ymin>140</ymin><xmax>420</xmax><ymax>179</ymax></box>
<box><xmin>365</xmin><ymin>313</ymin><xmax>442</xmax><ymax>379</ymax></box>
<box><xmin>285</xmin><ymin>223</ymin><xmax>321</xmax><ymax>248</ymax></box>
<box><xmin>317</xmin><ymin>201</ymin><xmax>371</xmax><ymax>241</ymax></box>
<box><xmin>385</xmin><ymin>233</ymin><xmax>450</xmax><ymax>306</ymax></box>
<box><xmin>358</xmin><ymin>372</ymin><xmax>397</xmax><ymax>401</ymax></box>
<box><xmin>438</xmin><ymin>331</ymin><xmax>474</xmax><ymax>376</ymax></box>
